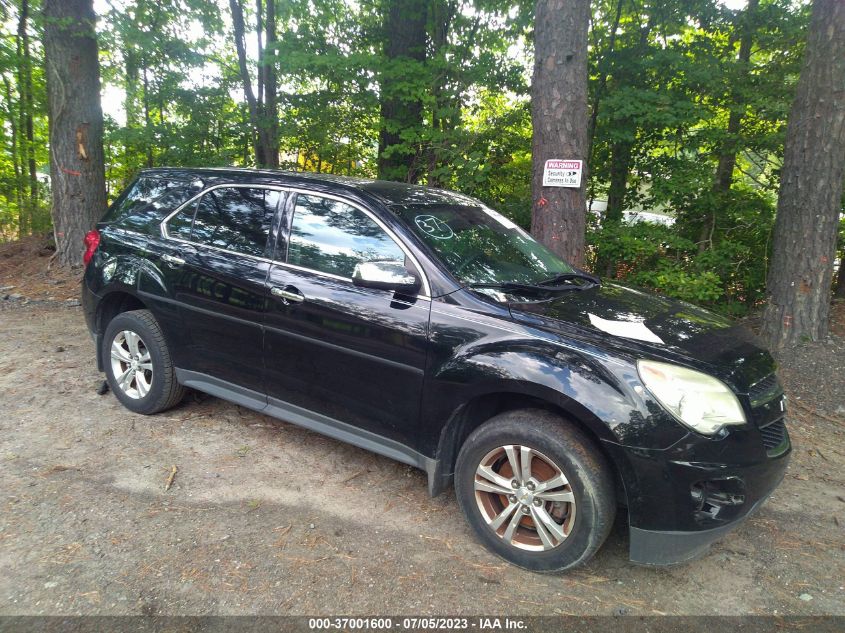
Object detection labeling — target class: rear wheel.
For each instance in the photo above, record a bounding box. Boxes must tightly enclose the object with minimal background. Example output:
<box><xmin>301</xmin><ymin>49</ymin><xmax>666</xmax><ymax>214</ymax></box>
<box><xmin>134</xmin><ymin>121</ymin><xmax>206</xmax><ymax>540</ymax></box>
<box><xmin>455</xmin><ymin>409</ymin><xmax>615</xmax><ymax>572</ymax></box>
<box><xmin>102</xmin><ymin>309</ymin><xmax>184</xmax><ymax>415</ymax></box>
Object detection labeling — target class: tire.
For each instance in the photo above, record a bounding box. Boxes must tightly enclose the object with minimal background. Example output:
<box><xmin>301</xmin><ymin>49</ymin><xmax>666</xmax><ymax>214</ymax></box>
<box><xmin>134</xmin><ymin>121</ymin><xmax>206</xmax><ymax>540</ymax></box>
<box><xmin>102</xmin><ymin>309</ymin><xmax>185</xmax><ymax>415</ymax></box>
<box><xmin>455</xmin><ymin>409</ymin><xmax>615</xmax><ymax>573</ymax></box>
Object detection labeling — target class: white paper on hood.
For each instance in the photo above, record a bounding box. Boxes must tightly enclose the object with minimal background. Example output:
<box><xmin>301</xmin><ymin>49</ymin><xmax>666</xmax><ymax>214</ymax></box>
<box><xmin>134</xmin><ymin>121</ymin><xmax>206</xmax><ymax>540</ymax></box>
<box><xmin>588</xmin><ymin>313</ymin><xmax>664</xmax><ymax>345</ymax></box>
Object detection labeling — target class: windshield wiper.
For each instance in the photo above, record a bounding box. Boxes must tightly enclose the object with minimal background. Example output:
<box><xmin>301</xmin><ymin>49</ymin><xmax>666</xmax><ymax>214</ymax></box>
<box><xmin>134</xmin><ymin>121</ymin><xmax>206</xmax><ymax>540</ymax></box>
<box><xmin>468</xmin><ymin>281</ymin><xmax>590</xmax><ymax>294</ymax></box>
<box><xmin>536</xmin><ymin>270</ymin><xmax>601</xmax><ymax>288</ymax></box>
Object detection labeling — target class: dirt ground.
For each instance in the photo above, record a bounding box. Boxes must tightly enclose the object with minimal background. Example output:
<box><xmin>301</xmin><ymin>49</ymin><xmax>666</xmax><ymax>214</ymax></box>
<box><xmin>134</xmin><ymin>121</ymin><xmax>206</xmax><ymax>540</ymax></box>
<box><xmin>1</xmin><ymin>237</ymin><xmax>844</xmax><ymax>616</ymax></box>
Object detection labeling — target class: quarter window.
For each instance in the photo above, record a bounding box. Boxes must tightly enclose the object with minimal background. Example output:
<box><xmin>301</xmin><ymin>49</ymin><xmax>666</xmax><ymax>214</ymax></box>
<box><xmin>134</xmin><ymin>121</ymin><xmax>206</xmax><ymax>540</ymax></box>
<box><xmin>106</xmin><ymin>176</ymin><xmax>203</xmax><ymax>234</ymax></box>
<box><xmin>287</xmin><ymin>194</ymin><xmax>406</xmax><ymax>278</ymax></box>
<box><xmin>166</xmin><ymin>199</ymin><xmax>197</xmax><ymax>241</ymax></box>
<box><xmin>188</xmin><ymin>187</ymin><xmax>281</xmax><ymax>257</ymax></box>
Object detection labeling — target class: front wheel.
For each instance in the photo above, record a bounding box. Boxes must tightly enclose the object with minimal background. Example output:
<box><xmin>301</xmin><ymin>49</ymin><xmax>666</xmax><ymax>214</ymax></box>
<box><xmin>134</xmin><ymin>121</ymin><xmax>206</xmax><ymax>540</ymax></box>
<box><xmin>102</xmin><ymin>309</ymin><xmax>185</xmax><ymax>415</ymax></box>
<box><xmin>455</xmin><ymin>409</ymin><xmax>616</xmax><ymax>572</ymax></box>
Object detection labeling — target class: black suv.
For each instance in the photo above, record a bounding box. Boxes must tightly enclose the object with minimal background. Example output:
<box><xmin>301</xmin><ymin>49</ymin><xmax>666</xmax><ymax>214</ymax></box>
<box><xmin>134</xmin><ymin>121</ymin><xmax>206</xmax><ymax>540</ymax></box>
<box><xmin>82</xmin><ymin>168</ymin><xmax>790</xmax><ymax>572</ymax></box>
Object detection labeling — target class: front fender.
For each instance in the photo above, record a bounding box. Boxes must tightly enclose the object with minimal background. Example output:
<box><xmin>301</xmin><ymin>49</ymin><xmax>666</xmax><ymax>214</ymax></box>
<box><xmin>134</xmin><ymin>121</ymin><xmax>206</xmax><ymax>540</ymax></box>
<box><xmin>436</xmin><ymin>341</ymin><xmax>627</xmax><ymax>441</ymax></box>
<box><xmin>431</xmin><ymin>339</ymin><xmax>683</xmax><ymax>444</ymax></box>
<box><xmin>422</xmin><ymin>300</ymin><xmax>688</xmax><ymax>459</ymax></box>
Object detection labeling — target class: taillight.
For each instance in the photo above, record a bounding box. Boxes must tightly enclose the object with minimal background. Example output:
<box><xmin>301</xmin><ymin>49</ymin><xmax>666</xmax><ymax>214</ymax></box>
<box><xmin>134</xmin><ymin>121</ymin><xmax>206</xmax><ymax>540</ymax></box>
<box><xmin>83</xmin><ymin>229</ymin><xmax>100</xmax><ymax>266</ymax></box>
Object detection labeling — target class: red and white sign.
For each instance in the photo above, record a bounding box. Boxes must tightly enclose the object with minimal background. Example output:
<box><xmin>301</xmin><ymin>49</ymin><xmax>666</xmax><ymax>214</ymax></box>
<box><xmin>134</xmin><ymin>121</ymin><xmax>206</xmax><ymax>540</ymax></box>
<box><xmin>543</xmin><ymin>159</ymin><xmax>582</xmax><ymax>188</ymax></box>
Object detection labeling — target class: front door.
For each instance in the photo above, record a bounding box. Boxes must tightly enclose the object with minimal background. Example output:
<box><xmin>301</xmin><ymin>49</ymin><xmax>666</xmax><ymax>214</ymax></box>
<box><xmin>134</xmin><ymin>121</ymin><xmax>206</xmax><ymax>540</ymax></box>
<box><xmin>263</xmin><ymin>192</ymin><xmax>430</xmax><ymax>449</ymax></box>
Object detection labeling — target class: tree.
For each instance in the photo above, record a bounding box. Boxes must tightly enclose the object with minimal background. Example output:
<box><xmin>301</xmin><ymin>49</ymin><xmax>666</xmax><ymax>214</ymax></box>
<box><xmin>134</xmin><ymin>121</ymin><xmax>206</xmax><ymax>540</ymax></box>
<box><xmin>701</xmin><ymin>0</ymin><xmax>759</xmax><ymax>253</ymax></box>
<box><xmin>229</xmin><ymin>0</ymin><xmax>279</xmax><ymax>168</ymax></box>
<box><xmin>262</xmin><ymin>0</ymin><xmax>279</xmax><ymax>168</ymax></box>
<box><xmin>17</xmin><ymin>0</ymin><xmax>37</xmax><ymax>237</ymax></box>
<box><xmin>43</xmin><ymin>0</ymin><xmax>106</xmax><ymax>266</ymax></box>
<box><xmin>836</xmin><ymin>220</ymin><xmax>845</xmax><ymax>300</ymax></box>
<box><xmin>531</xmin><ymin>0</ymin><xmax>590</xmax><ymax>267</ymax></box>
<box><xmin>761</xmin><ymin>0</ymin><xmax>845</xmax><ymax>349</ymax></box>
<box><xmin>377</xmin><ymin>0</ymin><xmax>428</xmax><ymax>183</ymax></box>
<box><xmin>99</xmin><ymin>0</ymin><xmax>230</xmax><ymax>184</ymax></box>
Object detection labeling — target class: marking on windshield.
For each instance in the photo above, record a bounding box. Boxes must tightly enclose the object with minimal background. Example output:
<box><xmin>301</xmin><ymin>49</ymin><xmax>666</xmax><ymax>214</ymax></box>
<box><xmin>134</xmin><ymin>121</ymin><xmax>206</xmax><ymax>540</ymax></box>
<box><xmin>415</xmin><ymin>215</ymin><xmax>454</xmax><ymax>240</ymax></box>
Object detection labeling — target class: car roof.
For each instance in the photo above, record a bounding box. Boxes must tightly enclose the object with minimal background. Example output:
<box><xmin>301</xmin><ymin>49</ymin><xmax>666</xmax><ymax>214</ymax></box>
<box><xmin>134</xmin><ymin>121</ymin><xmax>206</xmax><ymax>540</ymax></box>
<box><xmin>136</xmin><ymin>167</ymin><xmax>481</xmax><ymax>208</ymax></box>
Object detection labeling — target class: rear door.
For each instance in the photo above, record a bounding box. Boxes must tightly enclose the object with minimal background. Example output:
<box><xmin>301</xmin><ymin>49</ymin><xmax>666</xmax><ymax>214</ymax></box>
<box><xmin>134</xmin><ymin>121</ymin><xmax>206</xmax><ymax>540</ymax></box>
<box><xmin>159</xmin><ymin>184</ymin><xmax>284</xmax><ymax>393</ymax></box>
<box><xmin>263</xmin><ymin>191</ymin><xmax>431</xmax><ymax>449</ymax></box>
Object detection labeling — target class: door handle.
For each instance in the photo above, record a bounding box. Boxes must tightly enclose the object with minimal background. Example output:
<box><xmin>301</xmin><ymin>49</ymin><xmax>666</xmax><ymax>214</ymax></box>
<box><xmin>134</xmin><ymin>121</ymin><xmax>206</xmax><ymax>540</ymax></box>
<box><xmin>270</xmin><ymin>286</ymin><xmax>305</xmax><ymax>303</ymax></box>
<box><xmin>161</xmin><ymin>253</ymin><xmax>185</xmax><ymax>267</ymax></box>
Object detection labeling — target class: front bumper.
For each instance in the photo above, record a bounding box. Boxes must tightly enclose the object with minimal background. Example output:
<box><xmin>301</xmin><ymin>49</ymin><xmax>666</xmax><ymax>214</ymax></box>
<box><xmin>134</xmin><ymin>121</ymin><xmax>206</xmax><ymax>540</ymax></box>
<box><xmin>603</xmin><ymin>415</ymin><xmax>791</xmax><ymax>565</ymax></box>
<box><xmin>628</xmin><ymin>466</ymin><xmax>785</xmax><ymax>565</ymax></box>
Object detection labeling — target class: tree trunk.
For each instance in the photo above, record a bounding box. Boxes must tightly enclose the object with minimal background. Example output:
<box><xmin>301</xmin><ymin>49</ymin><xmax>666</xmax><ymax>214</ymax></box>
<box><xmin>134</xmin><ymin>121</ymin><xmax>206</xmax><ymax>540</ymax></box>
<box><xmin>427</xmin><ymin>0</ymin><xmax>457</xmax><ymax>187</ymax></box>
<box><xmin>124</xmin><ymin>48</ymin><xmax>139</xmax><ymax>128</ymax></box>
<box><xmin>605</xmin><ymin>139</ymin><xmax>632</xmax><ymax>224</ymax></box>
<box><xmin>2</xmin><ymin>75</ymin><xmax>24</xmax><ymax>237</ymax></box>
<box><xmin>44</xmin><ymin>0</ymin><xmax>107</xmax><ymax>268</ymax></box>
<box><xmin>262</xmin><ymin>0</ymin><xmax>279</xmax><ymax>168</ymax></box>
<box><xmin>256</xmin><ymin>0</ymin><xmax>264</xmax><ymax>109</ymax></box>
<box><xmin>700</xmin><ymin>0</ymin><xmax>759</xmax><ymax>253</ymax></box>
<box><xmin>598</xmin><ymin>138</ymin><xmax>634</xmax><ymax>278</ymax></box>
<box><xmin>760</xmin><ymin>0</ymin><xmax>845</xmax><ymax>349</ymax></box>
<box><xmin>18</xmin><ymin>0</ymin><xmax>37</xmax><ymax>235</ymax></box>
<box><xmin>230</xmin><ymin>0</ymin><xmax>266</xmax><ymax>166</ymax></box>
<box><xmin>142</xmin><ymin>64</ymin><xmax>153</xmax><ymax>167</ymax></box>
<box><xmin>377</xmin><ymin>0</ymin><xmax>427</xmax><ymax>183</ymax></box>
<box><xmin>601</xmin><ymin>11</ymin><xmax>653</xmax><ymax>228</ymax></box>
<box><xmin>124</xmin><ymin>46</ymin><xmax>140</xmax><ymax>176</ymax></box>
<box><xmin>714</xmin><ymin>0</ymin><xmax>757</xmax><ymax>194</ymax></box>
<box><xmin>835</xmin><ymin>259</ymin><xmax>845</xmax><ymax>300</ymax></box>
<box><xmin>586</xmin><ymin>0</ymin><xmax>624</xmax><ymax>162</ymax></box>
<box><xmin>530</xmin><ymin>0</ymin><xmax>590</xmax><ymax>267</ymax></box>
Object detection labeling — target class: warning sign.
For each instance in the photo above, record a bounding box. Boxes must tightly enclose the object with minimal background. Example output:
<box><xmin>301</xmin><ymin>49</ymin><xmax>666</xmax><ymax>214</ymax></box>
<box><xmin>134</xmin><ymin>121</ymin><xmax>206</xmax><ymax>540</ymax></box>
<box><xmin>542</xmin><ymin>159</ymin><xmax>582</xmax><ymax>188</ymax></box>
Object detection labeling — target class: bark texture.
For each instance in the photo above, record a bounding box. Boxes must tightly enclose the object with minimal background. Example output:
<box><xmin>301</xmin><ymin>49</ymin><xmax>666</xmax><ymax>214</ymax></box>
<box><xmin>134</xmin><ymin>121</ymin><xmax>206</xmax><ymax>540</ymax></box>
<box><xmin>44</xmin><ymin>0</ymin><xmax>107</xmax><ymax>268</ymax></box>
<box><xmin>530</xmin><ymin>0</ymin><xmax>590</xmax><ymax>267</ymax></box>
<box><xmin>377</xmin><ymin>0</ymin><xmax>427</xmax><ymax>183</ymax></box>
<box><xmin>761</xmin><ymin>0</ymin><xmax>845</xmax><ymax>349</ymax></box>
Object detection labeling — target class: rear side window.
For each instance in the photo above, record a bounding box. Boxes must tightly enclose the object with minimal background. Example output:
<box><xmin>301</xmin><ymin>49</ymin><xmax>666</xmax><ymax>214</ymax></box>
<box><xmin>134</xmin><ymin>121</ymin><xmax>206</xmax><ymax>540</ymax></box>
<box><xmin>104</xmin><ymin>176</ymin><xmax>203</xmax><ymax>233</ymax></box>
<box><xmin>190</xmin><ymin>187</ymin><xmax>281</xmax><ymax>257</ymax></box>
<box><xmin>165</xmin><ymin>200</ymin><xmax>198</xmax><ymax>241</ymax></box>
<box><xmin>287</xmin><ymin>194</ymin><xmax>405</xmax><ymax>278</ymax></box>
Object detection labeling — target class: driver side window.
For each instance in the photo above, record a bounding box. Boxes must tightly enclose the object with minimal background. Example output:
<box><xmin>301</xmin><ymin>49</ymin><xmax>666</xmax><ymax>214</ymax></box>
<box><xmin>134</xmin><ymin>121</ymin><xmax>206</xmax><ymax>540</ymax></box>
<box><xmin>286</xmin><ymin>194</ymin><xmax>405</xmax><ymax>278</ymax></box>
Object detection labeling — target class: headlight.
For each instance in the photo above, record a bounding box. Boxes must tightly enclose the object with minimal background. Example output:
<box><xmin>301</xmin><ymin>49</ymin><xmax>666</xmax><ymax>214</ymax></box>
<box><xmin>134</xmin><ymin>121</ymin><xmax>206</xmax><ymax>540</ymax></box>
<box><xmin>637</xmin><ymin>360</ymin><xmax>746</xmax><ymax>436</ymax></box>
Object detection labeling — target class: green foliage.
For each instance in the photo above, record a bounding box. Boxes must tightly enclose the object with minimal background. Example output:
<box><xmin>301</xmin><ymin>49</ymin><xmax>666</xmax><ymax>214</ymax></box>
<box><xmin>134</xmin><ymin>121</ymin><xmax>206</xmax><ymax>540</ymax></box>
<box><xmin>0</xmin><ymin>0</ymin><xmax>828</xmax><ymax>319</ymax></box>
<box><xmin>272</xmin><ymin>0</ymin><xmax>381</xmax><ymax>175</ymax></box>
<box><xmin>587</xmin><ymin>183</ymin><xmax>777</xmax><ymax>316</ymax></box>
<box><xmin>0</xmin><ymin>0</ymin><xmax>50</xmax><ymax>239</ymax></box>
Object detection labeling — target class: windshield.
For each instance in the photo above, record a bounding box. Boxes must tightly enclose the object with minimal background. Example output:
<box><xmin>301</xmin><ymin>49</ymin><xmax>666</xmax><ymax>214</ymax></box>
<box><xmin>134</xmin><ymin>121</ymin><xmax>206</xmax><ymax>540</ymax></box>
<box><xmin>392</xmin><ymin>204</ymin><xmax>574</xmax><ymax>286</ymax></box>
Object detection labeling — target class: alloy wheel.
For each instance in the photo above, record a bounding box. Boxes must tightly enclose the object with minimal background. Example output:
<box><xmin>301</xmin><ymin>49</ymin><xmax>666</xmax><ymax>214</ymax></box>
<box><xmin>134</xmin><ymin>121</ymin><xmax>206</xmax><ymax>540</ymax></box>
<box><xmin>473</xmin><ymin>444</ymin><xmax>576</xmax><ymax>551</ymax></box>
<box><xmin>109</xmin><ymin>329</ymin><xmax>153</xmax><ymax>399</ymax></box>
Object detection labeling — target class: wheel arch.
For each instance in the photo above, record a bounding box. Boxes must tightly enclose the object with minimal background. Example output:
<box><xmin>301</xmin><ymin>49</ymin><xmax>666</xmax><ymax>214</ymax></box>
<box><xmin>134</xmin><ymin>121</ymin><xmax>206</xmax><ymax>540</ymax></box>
<box><xmin>94</xmin><ymin>291</ymin><xmax>149</xmax><ymax>371</ymax></box>
<box><xmin>429</xmin><ymin>389</ymin><xmax>629</xmax><ymax>508</ymax></box>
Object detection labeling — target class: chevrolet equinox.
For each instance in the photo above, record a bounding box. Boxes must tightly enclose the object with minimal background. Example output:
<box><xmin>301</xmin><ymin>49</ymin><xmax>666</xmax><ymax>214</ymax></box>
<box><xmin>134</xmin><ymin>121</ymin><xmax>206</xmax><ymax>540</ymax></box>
<box><xmin>81</xmin><ymin>168</ymin><xmax>791</xmax><ymax>572</ymax></box>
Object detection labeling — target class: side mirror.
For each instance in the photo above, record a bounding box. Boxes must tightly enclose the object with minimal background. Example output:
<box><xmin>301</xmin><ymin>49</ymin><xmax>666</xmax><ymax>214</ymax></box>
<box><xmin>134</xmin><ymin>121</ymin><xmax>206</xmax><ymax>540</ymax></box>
<box><xmin>352</xmin><ymin>260</ymin><xmax>420</xmax><ymax>293</ymax></box>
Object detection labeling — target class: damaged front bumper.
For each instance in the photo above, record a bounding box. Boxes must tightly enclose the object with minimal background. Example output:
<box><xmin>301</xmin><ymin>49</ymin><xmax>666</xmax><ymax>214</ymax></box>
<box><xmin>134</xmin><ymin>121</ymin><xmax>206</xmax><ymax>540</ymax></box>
<box><xmin>604</xmin><ymin>414</ymin><xmax>791</xmax><ymax>566</ymax></box>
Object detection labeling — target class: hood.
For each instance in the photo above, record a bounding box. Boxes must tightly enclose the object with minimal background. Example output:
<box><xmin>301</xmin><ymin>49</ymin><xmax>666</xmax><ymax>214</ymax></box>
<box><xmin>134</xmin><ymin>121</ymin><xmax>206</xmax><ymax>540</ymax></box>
<box><xmin>507</xmin><ymin>282</ymin><xmax>775</xmax><ymax>394</ymax></box>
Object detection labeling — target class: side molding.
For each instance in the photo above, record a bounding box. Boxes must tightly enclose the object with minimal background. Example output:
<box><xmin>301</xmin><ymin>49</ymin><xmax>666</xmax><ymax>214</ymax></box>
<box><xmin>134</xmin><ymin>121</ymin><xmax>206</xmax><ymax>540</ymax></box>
<box><xmin>175</xmin><ymin>369</ymin><xmax>440</xmax><ymax>490</ymax></box>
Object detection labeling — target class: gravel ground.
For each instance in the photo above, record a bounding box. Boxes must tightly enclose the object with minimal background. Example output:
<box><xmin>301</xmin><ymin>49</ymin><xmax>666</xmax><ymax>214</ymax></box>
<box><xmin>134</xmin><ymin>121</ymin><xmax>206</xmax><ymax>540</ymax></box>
<box><xmin>0</xmin><ymin>298</ymin><xmax>843</xmax><ymax>616</ymax></box>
